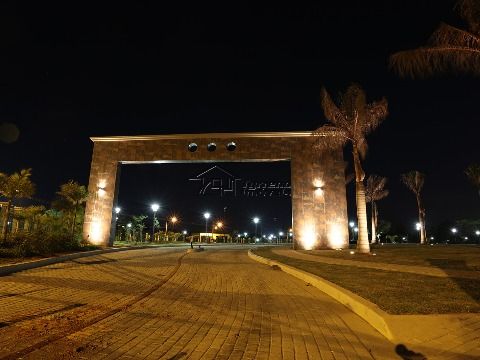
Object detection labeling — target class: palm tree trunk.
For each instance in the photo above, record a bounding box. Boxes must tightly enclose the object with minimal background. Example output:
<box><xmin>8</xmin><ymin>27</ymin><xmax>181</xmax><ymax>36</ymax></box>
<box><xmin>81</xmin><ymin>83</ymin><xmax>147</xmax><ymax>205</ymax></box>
<box><xmin>2</xmin><ymin>200</ymin><xmax>13</xmax><ymax>242</ymax></box>
<box><xmin>352</xmin><ymin>147</ymin><xmax>370</xmax><ymax>253</ymax></box>
<box><xmin>416</xmin><ymin>195</ymin><xmax>426</xmax><ymax>244</ymax></box>
<box><xmin>371</xmin><ymin>201</ymin><xmax>377</xmax><ymax>244</ymax></box>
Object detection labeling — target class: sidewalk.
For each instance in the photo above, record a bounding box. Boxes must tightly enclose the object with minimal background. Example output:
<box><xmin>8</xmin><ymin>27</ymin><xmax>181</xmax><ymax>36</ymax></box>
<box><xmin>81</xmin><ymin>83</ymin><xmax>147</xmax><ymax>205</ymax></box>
<box><xmin>272</xmin><ymin>249</ymin><xmax>479</xmax><ymax>279</ymax></box>
<box><xmin>266</xmin><ymin>249</ymin><xmax>480</xmax><ymax>359</ymax></box>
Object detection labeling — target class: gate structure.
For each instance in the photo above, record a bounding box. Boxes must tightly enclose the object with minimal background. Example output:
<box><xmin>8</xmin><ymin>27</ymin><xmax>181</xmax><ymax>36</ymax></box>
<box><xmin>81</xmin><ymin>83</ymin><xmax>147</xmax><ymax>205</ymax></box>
<box><xmin>83</xmin><ymin>131</ymin><xmax>348</xmax><ymax>250</ymax></box>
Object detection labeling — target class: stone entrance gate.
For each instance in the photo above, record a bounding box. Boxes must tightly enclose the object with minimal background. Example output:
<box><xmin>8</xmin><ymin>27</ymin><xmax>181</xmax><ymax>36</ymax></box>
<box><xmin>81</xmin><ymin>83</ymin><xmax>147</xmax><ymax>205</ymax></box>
<box><xmin>83</xmin><ymin>131</ymin><xmax>348</xmax><ymax>250</ymax></box>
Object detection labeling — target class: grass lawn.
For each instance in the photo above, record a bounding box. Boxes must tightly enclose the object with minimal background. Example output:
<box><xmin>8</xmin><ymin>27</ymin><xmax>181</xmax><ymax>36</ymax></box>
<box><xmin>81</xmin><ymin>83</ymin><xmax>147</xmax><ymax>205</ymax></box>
<box><xmin>301</xmin><ymin>244</ymin><xmax>480</xmax><ymax>271</ymax></box>
<box><xmin>253</xmin><ymin>246</ymin><xmax>480</xmax><ymax>315</ymax></box>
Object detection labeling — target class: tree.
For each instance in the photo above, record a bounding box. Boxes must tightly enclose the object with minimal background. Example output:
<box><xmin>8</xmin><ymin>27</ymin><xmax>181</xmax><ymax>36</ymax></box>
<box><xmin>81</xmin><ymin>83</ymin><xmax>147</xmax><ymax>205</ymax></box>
<box><xmin>132</xmin><ymin>215</ymin><xmax>148</xmax><ymax>242</ymax></box>
<box><xmin>314</xmin><ymin>84</ymin><xmax>389</xmax><ymax>253</ymax></box>
<box><xmin>56</xmin><ymin>180</ymin><xmax>88</xmax><ymax>239</ymax></box>
<box><xmin>390</xmin><ymin>0</ymin><xmax>480</xmax><ymax>78</ymax></box>
<box><xmin>0</xmin><ymin>169</ymin><xmax>35</xmax><ymax>242</ymax></box>
<box><xmin>13</xmin><ymin>205</ymin><xmax>45</xmax><ymax>232</ymax></box>
<box><xmin>365</xmin><ymin>175</ymin><xmax>389</xmax><ymax>244</ymax></box>
<box><xmin>465</xmin><ymin>163</ymin><xmax>480</xmax><ymax>197</ymax></box>
<box><xmin>401</xmin><ymin>171</ymin><xmax>427</xmax><ymax>244</ymax></box>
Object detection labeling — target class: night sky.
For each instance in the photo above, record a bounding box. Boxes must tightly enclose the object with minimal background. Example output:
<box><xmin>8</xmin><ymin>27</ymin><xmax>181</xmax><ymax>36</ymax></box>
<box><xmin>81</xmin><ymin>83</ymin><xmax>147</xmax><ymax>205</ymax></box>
<box><xmin>0</xmin><ymin>2</ymin><xmax>478</xmax><ymax>235</ymax></box>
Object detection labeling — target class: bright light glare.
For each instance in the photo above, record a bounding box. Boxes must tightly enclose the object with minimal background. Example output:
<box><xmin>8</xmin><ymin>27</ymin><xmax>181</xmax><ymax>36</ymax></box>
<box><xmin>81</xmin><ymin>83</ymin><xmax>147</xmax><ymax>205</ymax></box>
<box><xmin>451</xmin><ymin>228</ymin><xmax>457</xmax><ymax>233</ymax></box>
<box><xmin>253</xmin><ymin>217</ymin><xmax>259</xmax><ymax>224</ymax></box>
<box><xmin>115</xmin><ymin>207</ymin><xmax>121</xmax><ymax>214</ymax></box>
<box><xmin>349</xmin><ymin>222</ymin><xmax>354</xmax><ymax>228</ymax></box>
<box><xmin>279</xmin><ymin>231</ymin><xmax>284</xmax><ymax>236</ymax></box>
<box><xmin>182</xmin><ymin>230</ymin><xmax>187</xmax><ymax>234</ymax></box>
<box><xmin>151</xmin><ymin>203</ymin><xmax>160</xmax><ymax>212</ymax></box>
<box><xmin>171</xmin><ymin>216</ymin><xmax>178</xmax><ymax>223</ymax></box>
<box><xmin>243</xmin><ymin>232</ymin><xmax>247</xmax><ymax>236</ymax></box>
<box><xmin>204</xmin><ymin>212</ymin><xmax>211</xmax><ymax>219</ymax></box>
<box><xmin>300</xmin><ymin>224</ymin><xmax>316</xmax><ymax>250</ymax></box>
<box><xmin>476</xmin><ymin>230</ymin><xmax>480</xmax><ymax>236</ymax></box>
<box><xmin>328</xmin><ymin>223</ymin><xmax>345</xmax><ymax>248</ymax></box>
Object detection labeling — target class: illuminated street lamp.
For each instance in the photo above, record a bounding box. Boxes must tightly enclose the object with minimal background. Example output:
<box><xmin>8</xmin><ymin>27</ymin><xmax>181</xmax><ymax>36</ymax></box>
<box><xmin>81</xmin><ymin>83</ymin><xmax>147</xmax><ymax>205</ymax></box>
<box><xmin>165</xmin><ymin>216</ymin><xmax>178</xmax><ymax>242</ymax></box>
<box><xmin>475</xmin><ymin>230</ymin><xmax>480</xmax><ymax>236</ymax></box>
<box><xmin>415</xmin><ymin>222</ymin><xmax>421</xmax><ymax>231</ymax></box>
<box><xmin>204</xmin><ymin>212</ymin><xmax>211</xmax><ymax>242</ymax></box>
<box><xmin>151</xmin><ymin>203</ymin><xmax>160</xmax><ymax>242</ymax></box>
<box><xmin>279</xmin><ymin>231</ymin><xmax>284</xmax><ymax>243</ymax></box>
<box><xmin>253</xmin><ymin>217</ymin><xmax>260</xmax><ymax>237</ymax></box>
<box><xmin>451</xmin><ymin>227</ymin><xmax>458</xmax><ymax>243</ymax></box>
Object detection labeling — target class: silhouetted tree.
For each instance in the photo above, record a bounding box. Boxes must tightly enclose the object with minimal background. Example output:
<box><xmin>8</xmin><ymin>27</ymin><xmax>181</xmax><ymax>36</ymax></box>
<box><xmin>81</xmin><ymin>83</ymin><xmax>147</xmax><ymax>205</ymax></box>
<box><xmin>390</xmin><ymin>0</ymin><xmax>480</xmax><ymax>77</ymax></box>
<box><xmin>0</xmin><ymin>169</ymin><xmax>35</xmax><ymax>242</ymax></box>
<box><xmin>465</xmin><ymin>163</ymin><xmax>480</xmax><ymax>197</ymax></box>
<box><xmin>314</xmin><ymin>84</ymin><xmax>388</xmax><ymax>253</ymax></box>
<box><xmin>365</xmin><ymin>175</ymin><xmax>389</xmax><ymax>243</ymax></box>
<box><xmin>57</xmin><ymin>180</ymin><xmax>88</xmax><ymax>239</ymax></box>
<box><xmin>401</xmin><ymin>171</ymin><xmax>427</xmax><ymax>244</ymax></box>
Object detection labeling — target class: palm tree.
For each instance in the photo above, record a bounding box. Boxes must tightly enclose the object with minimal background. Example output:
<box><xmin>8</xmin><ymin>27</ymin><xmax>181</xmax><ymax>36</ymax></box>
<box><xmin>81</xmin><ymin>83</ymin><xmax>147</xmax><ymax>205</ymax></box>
<box><xmin>365</xmin><ymin>175</ymin><xmax>389</xmax><ymax>244</ymax></box>
<box><xmin>465</xmin><ymin>163</ymin><xmax>480</xmax><ymax>197</ymax></box>
<box><xmin>401</xmin><ymin>171</ymin><xmax>427</xmax><ymax>244</ymax></box>
<box><xmin>390</xmin><ymin>0</ymin><xmax>480</xmax><ymax>77</ymax></box>
<box><xmin>57</xmin><ymin>180</ymin><xmax>88</xmax><ymax>239</ymax></box>
<box><xmin>132</xmin><ymin>215</ymin><xmax>148</xmax><ymax>242</ymax></box>
<box><xmin>0</xmin><ymin>169</ymin><xmax>36</xmax><ymax>242</ymax></box>
<box><xmin>314</xmin><ymin>84</ymin><xmax>389</xmax><ymax>253</ymax></box>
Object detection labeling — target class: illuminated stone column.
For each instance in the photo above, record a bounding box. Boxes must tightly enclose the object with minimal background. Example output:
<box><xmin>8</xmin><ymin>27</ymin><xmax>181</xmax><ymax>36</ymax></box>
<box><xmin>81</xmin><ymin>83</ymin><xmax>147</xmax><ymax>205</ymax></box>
<box><xmin>291</xmin><ymin>142</ymin><xmax>348</xmax><ymax>250</ymax></box>
<box><xmin>83</xmin><ymin>143</ymin><xmax>119</xmax><ymax>246</ymax></box>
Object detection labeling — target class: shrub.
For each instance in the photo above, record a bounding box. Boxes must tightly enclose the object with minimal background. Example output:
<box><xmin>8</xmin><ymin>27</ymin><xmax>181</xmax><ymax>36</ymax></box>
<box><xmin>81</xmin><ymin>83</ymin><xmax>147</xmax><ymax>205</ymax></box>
<box><xmin>7</xmin><ymin>231</ymin><xmax>89</xmax><ymax>257</ymax></box>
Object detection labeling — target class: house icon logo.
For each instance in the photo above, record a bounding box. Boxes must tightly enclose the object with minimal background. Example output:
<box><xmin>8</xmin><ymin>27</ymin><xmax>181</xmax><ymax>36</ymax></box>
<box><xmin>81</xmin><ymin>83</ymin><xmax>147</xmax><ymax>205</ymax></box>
<box><xmin>189</xmin><ymin>166</ymin><xmax>242</xmax><ymax>196</ymax></box>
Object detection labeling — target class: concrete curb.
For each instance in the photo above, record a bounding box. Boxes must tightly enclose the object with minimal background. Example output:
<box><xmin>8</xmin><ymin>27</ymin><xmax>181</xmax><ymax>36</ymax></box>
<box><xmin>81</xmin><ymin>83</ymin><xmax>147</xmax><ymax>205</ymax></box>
<box><xmin>247</xmin><ymin>249</ymin><xmax>395</xmax><ymax>341</ymax></box>
<box><xmin>0</xmin><ymin>246</ymin><xmax>162</xmax><ymax>277</ymax></box>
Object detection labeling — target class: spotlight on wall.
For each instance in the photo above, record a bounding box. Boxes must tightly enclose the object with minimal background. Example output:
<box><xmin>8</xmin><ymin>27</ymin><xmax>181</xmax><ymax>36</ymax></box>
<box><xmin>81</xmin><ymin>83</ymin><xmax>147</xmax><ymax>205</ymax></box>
<box><xmin>226</xmin><ymin>142</ymin><xmax>236</xmax><ymax>151</ymax></box>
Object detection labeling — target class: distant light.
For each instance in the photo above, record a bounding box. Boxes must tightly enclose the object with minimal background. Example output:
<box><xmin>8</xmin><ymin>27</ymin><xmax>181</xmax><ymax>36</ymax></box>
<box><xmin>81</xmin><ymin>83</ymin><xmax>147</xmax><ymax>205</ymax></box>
<box><xmin>372</xmin><ymin>253</ymin><xmax>377</xmax><ymax>256</ymax></box>
<box><xmin>237</xmin><ymin>234</ymin><xmax>241</xmax><ymax>238</ymax></box>
<box><xmin>476</xmin><ymin>230</ymin><xmax>480</xmax><ymax>236</ymax></box>
<box><xmin>216</xmin><ymin>221</ymin><xmax>223</xmax><ymax>228</ymax></box>
<box><xmin>263</xmin><ymin>234</ymin><xmax>266</xmax><ymax>238</ymax></box>
<box><xmin>182</xmin><ymin>230</ymin><xmax>187</xmax><ymax>235</ymax></box>
<box><xmin>151</xmin><ymin>203</ymin><xmax>160</xmax><ymax>212</ymax></box>
<box><xmin>451</xmin><ymin>228</ymin><xmax>457</xmax><ymax>234</ymax></box>
<box><xmin>402</xmin><ymin>237</ymin><xmax>406</xmax><ymax>240</ymax></box>
<box><xmin>253</xmin><ymin>217</ymin><xmax>260</xmax><ymax>224</ymax></box>
<box><xmin>464</xmin><ymin>236</ymin><xmax>468</xmax><ymax>240</ymax></box>
<box><xmin>244</xmin><ymin>232</ymin><xmax>248</xmax><ymax>236</ymax></box>
<box><xmin>349</xmin><ymin>251</ymin><xmax>355</xmax><ymax>254</ymax></box>
<box><xmin>127</xmin><ymin>223</ymin><xmax>132</xmax><ymax>228</ymax></box>
<box><xmin>349</xmin><ymin>222</ymin><xmax>355</xmax><ymax>228</ymax></box>
<box><xmin>204</xmin><ymin>212</ymin><xmax>211</xmax><ymax>220</ymax></box>
<box><xmin>354</xmin><ymin>227</ymin><xmax>358</xmax><ymax>232</ymax></box>
<box><xmin>114</xmin><ymin>207</ymin><xmax>121</xmax><ymax>214</ymax></box>
<box><xmin>279</xmin><ymin>231</ymin><xmax>284</xmax><ymax>236</ymax></box>
<box><xmin>171</xmin><ymin>216</ymin><xmax>178</xmax><ymax>223</ymax></box>
<box><xmin>430</xmin><ymin>236</ymin><xmax>434</xmax><ymax>240</ymax></box>
<box><xmin>415</xmin><ymin>222</ymin><xmax>421</xmax><ymax>231</ymax></box>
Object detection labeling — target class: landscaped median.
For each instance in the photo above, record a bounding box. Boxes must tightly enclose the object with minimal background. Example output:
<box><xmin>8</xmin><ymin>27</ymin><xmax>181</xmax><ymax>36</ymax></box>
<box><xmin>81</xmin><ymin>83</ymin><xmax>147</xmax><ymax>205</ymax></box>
<box><xmin>249</xmin><ymin>247</ymin><xmax>480</xmax><ymax>356</ymax></box>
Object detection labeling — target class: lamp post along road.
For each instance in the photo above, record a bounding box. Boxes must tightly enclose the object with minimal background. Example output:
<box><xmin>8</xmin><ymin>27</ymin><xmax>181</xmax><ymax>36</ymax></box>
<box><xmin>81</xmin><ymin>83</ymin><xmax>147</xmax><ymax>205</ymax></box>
<box><xmin>204</xmin><ymin>212</ymin><xmax>210</xmax><ymax>242</ymax></box>
<box><xmin>151</xmin><ymin>203</ymin><xmax>159</xmax><ymax>242</ymax></box>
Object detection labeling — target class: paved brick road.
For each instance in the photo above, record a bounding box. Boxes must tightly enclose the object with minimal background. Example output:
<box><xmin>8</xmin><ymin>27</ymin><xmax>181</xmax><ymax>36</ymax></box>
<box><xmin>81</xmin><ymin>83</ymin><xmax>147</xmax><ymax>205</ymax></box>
<box><xmin>0</xmin><ymin>247</ymin><xmax>397</xmax><ymax>359</ymax></box>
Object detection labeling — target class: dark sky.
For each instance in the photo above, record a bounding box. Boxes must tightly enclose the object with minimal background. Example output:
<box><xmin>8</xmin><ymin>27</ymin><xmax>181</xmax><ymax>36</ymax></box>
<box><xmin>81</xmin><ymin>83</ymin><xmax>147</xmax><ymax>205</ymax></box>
<box><xmin>0</xmin><ymin>1</ymin><xmax>478</xmax><ymax>234</ymax></box>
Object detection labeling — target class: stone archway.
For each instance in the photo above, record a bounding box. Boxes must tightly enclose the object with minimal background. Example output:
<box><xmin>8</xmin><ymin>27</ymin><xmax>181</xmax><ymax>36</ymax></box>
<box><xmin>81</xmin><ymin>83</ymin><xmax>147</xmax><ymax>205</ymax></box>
<box><xmin>83</xmin><ymin>131</ymin><xmax>348</xmax><ymax>250</ymax></box>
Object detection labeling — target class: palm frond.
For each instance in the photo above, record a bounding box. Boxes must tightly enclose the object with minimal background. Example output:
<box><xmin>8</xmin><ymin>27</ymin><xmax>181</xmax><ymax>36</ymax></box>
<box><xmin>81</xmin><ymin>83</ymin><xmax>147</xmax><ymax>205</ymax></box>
<box><xmin>312</xmin><ymin>126</ymin><xmax>349</xmax><ymax>150</ymax></box>
<box><xmin>401</xmin><ymin>171</ymin><xmax>425</xmax><ymax>195</ymax></box>
<box><xmin>430</xmin><ymin>23</ymin><xmax>480</xmax><ymax>48</ymax></box>
<box><xmin>363</xmin><ymin>97</ymin><xmax>388</xmax><ymax>135</ymax></box>
<box><xmin>365</xmin><ymin>175</ymin><xmax>389</xmax><ymax>202</ymax></box>
<box><xmin>320</xmin><ymin>87</ymin><xmax>348</xmax><ymax>128</ymax></box>
<box><xmin>456</xmin><ymin>0</ymin><xmax>480</xmax><ymax>35</ymax></box>
<box><xmin>465</xmin><ymin>163</ymin><xmax>480</xmax><ymax>187</ymax></box>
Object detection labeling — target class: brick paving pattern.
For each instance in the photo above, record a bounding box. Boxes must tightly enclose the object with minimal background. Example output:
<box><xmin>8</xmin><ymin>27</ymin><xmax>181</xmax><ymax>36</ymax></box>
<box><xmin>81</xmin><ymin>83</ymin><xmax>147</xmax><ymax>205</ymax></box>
<box><xmin>0</xmin><ymin>247</ymin><xmax>396</xmax><ymax>359</ymax></box>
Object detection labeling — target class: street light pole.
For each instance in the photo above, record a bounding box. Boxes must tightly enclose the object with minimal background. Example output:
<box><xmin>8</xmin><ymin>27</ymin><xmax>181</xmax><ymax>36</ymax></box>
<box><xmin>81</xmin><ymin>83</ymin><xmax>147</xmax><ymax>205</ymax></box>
<box><xmin>204</xmin><ymin>212</ymin><xmax>210</xmax><ymax>243</ymax></box>
<box><xmin>151</xmin><ymin>203</ymin><xmax>159</xmax><ymax>242</ymax></box>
